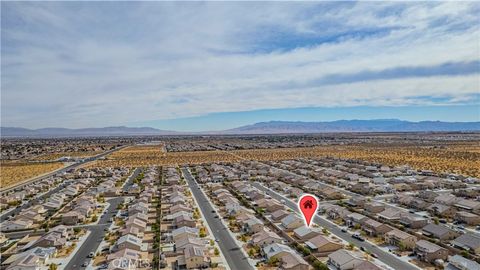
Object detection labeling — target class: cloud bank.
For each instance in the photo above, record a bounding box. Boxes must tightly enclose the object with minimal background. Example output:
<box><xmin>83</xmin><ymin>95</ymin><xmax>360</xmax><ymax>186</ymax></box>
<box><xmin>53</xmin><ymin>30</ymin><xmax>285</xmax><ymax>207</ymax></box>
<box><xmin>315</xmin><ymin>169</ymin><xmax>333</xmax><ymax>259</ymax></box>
<box><xmin>1</xmin><ymin>2</ymin><xmax>479</xmax><ymax>128</ymax></box>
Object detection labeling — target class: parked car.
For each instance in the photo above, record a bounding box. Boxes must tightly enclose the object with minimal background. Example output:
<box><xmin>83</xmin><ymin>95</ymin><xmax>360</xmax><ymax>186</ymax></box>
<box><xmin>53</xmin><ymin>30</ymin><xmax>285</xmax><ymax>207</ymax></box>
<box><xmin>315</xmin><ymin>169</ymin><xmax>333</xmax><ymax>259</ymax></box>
<box><xmin>352</xmin><ymin>233</ymin><xmax>365</xmax><ymax>241</ymax></box>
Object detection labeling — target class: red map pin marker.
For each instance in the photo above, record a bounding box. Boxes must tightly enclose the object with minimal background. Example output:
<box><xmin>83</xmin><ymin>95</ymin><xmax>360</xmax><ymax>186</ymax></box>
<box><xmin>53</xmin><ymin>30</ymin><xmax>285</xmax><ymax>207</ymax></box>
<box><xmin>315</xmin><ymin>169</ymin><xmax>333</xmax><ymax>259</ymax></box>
<box><xmin>299</xmin><ymin>194</ymin><xmax>318</xmax><ymax>227</ymax></box>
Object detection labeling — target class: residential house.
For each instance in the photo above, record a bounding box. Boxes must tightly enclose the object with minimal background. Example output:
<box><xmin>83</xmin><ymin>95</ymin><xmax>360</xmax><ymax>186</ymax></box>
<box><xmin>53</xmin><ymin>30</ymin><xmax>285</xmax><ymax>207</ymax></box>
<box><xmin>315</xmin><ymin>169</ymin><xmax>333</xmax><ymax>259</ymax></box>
<box><xmin>327</xmin><ymin>249</ymin><xmax>364</xmax><ymax>270</ymax></box>
<box><xmin>428</xmin><ymin>203</ymin><xmax>457</xmax><ymax>218</ymax></box>
<box><xmin>415</xmin><ymin>240</ymin><xmax>448</xmax><ymax>263</ymax></box>
<box><xmin>364</xmin><ymin>202</ymin><xmax>385</xmax><ymax>214</ymax></box>
<box><xmin>384</xmin><ymin>229</ymin><xmax>417</xmax><ymax>250</ymax></box>
<box><xmin>455</xmin><ymin>211</ymin><xmax>480</xmax><ymax>225</ymax></box>
<box><xmin>173</xmin><ymin>214</ymin><xmax>196</xmax><ymax>229</ymax></box>
<box><xmin>281</xmin><ymin>253</ymin><xmax>309</xmax><ymax>270</ymax></box>
<box><xmin>293</xmin><ymin>227</ymin><xmax>321</xmax><ymax>242</ymax></box>
<box><xmin>305</xmin><ymin>235</ymin><xmax>343</xmax><ymax>253</ymax></box>
<box><xmin>422</xmin><ymin>224</ymin><xmax>459</xmax><ymax>240</ymax></box>
<box><xmin>2</xmin><ymin>219</ymin><xmax>33</xmax><ymax>231</ymax></box>
<box><xmin>451</xmin><ymin>234</ymin><xmax>480</xmax><ymax>255</ymax></box>
<box><xmin>448</xmin><ymin>254</ymin><xmax>480</xmax><ymax>270</ymax></box>
<box><xmin>362</xmin><ymin>219</ymin><xmax>393</xmax><ymax>236</ymax></box>
<box><xmin>62</xmin><ymin>211</ymin><xmax>85</xmax><ymax>225</ymax></box>
<box><xmin>346</xmin><ymin>213</ymin><xmax>368</xmax><ymax>228</ymax></box>
<box><xmin>116</xmin><ymin>235</ymin><xmax>143</xmax><ymax>252</ymax></box>
<box><xmin>243</xmin><ymin>217</ymin><xmax>264</xmax><ymax>234</ymax></box>
<box><xmin>251</xmin><ymin>230</ymin><xmax>283</xmax><ymax>247</ymax></box>
<box><xmin>183</xmin><ymin>246</ymin><xmax>208</xmax><ymax>269</ymax></box>
<box><xmin>281</xmin><ymin>214</ymin><xmax>304</xmax><ymax>231</ymax></box>
<box><xmin>377</xmin><ymin>208</ymin><xmax>407</xmax><ymax>222</ymax></box>
<box><xmin>454</xmin><ymin>199</ymin><xmax>480</xmax><ymax>214</ymax></box>
<box><xmin>399</xmin><ymin>214</ymin><xmax>429</xmax><ymax>229</ymax></box>
<box><xmin>172</xmin><ymin>227</ymin><xmax>199</xmax><ymax>242</ymax></box>
<box><xmin>270</xmin><ymin>209</ymin><xmax>290</xmax><ymax>222</ymax></box>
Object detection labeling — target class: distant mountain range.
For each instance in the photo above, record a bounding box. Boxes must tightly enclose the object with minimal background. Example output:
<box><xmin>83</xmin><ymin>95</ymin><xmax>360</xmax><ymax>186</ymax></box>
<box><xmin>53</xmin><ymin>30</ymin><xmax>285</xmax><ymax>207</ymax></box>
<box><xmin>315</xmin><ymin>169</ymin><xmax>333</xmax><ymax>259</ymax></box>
<box><xmin>2</xmin><ymin>119</ymin><xmax>479</xmax><ymax>137</ymax></box>
<box><xmin>0</xmin><ymin>126</ymin><xmax>179</xmax><ymax>137</ymax></box>
<box><xmin>223</xmin><ymin>119</ymin><xmax>480</xmax><ymax>134</ymax></box>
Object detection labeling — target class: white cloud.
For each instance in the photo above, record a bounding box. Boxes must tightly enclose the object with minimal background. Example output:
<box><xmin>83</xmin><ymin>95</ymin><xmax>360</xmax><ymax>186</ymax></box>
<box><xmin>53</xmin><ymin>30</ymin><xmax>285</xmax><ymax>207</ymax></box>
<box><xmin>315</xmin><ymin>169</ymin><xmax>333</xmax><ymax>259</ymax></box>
<box><xmin>1</xmin><ymin>2</ymin><xmax>479</xmax><ymax>128</ymax></box>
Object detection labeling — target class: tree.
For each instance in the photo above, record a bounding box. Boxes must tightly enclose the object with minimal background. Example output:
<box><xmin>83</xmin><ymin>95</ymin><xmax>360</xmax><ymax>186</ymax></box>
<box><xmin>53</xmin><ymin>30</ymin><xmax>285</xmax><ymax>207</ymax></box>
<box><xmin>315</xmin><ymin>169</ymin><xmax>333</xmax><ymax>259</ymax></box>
<box><xmin>49</xmin><ymin>264</ymin><xmax>58</xmax><ymax>270</ymax></box>
<box><xmin>91</xmin><ymin>214</ymin><xmax>98</xmax><ymax>222</ymax></box>
<box><xmin>214</xmin><ymin>247</ymin><xmax>220</xmax><ymax>256</ymax></box>
<box><xmin>267</xmin><ymin>257</ymin><xmax>280</xmax><ymax>266</ymax></box>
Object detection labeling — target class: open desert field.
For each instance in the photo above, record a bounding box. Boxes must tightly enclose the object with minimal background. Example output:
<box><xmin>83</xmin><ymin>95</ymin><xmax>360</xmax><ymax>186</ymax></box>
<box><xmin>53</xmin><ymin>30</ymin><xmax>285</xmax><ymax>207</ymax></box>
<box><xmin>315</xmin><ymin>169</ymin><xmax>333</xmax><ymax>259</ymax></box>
<box><xmin>31</xmin><ymin>151</ymin><xmax>103</xmax><ymax>161</ymax></box>
<box><xmin>88</xmin><ymin>142</ymin><xmax>480</xmax><ymax>177</ymax></box>
<box><xmin>0</xmin><ymin>161</ymin><xmax>65</xmax><ymax>189</ymax></box>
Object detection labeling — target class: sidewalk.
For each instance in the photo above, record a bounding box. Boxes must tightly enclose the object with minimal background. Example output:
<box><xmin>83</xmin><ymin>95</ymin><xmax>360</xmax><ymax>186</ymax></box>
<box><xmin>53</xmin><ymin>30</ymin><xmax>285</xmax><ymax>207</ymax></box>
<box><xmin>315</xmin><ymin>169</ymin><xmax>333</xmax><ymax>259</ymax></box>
<box><xmin>186</xmin><ymin>177</ymin><xmax>231</xmax><ymax>270</ymax></box>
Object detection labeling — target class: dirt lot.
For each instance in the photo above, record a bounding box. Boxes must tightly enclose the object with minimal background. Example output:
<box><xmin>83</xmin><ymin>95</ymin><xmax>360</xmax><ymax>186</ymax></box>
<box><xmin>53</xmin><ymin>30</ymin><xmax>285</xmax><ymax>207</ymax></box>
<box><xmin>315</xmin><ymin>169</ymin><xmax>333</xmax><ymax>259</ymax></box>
<box><xmin>0</xmin><ymin>161</ymin><xmax>65</xmax><ymax>189</ymax></box>
<box><xmin>32</xmin><ymin>151</ymin><xmax>103</xmax><ymax>161</ymax></box>
<box><xmin>87</xmin><ymin>142</ymin><xmax>480</xmax><ymax>177</ymax></box>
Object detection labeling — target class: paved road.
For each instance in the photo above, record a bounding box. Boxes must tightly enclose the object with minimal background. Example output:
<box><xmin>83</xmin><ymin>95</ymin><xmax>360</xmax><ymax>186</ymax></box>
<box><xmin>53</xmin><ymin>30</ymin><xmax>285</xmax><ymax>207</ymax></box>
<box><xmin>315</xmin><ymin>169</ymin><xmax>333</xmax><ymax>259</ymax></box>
<box><xmin>181</xmin><ymin>168</ymin><xmax>254</xmax><ymax>270</ymax></box>
<box><xmin>122</xmin><ymin>168</ymin><xmax>141</xmax><ymax>193</ymax></box>
<box><xmin>1</xmin><ymin>146</ymin><xmax>128</xmax><ymax>194</ymax></box>
<box><xmin>252</xmin><ymin>182</ymin><xmax>419</xmax><ymax>270</ymax></box>
<box><xmin>65</xmin><ymin>197</ymin><xmax>124</xmax><ymax>269</ymax></box>
<box><xmin>1</xmin><ymin>181</ymin><xmax>70</xmax><ymax>222</ymax></box>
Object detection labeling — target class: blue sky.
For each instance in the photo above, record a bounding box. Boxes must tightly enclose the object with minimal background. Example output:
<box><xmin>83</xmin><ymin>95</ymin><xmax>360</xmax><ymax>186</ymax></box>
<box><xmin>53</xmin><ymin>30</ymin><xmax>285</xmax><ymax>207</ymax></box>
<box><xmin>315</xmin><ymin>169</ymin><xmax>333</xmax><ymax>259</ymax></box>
<box><xmin>1</xmin><ymin>2</ymin><xmax>479</xmax><ymax>130</ymax></box>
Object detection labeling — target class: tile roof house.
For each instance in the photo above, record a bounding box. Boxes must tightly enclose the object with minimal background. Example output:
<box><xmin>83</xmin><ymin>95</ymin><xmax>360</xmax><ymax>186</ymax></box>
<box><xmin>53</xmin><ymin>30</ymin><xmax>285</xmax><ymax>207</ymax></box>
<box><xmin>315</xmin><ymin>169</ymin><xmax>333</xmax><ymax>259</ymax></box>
<box><xmin>262</xmin><ymin>243</ymin><xmax>293</xmax><ymax>259</ymax></box>
<box><xmin>434</xmin><ymin>194</ymin><xmax>459</xmax><ymax>206</ymax></box>
<box><xmin>281</xmin><ymin>214</ymin><xmax>304</xmax><ymax>231</ymax></box>
<box><xmin>422</xmin><ymin>224</ymin><xmax>459</xmax><ymax>240</ymax></box>
<box><xmin>377</xmin><ymin>208</ymin><xmax>407</xmax><ymax>222</ymax></box>
<box><xmin>399</xmin><ymin>214</ymin><xmax>429</xmax><ymax>229</ymax></box>
<box><xmin>455</xmin><ymin>211</ymin><xmax>480</xmax><ymax>225</ymax></box>
<box><xmin>242</xmin><ymin>217</ymin><xmax>264</xmax><ymax>234</ymax></box>
<box><xmin>364</xmin><ymin>202</ymin><xmax>385</xmax><ymax>214</ymax></box>
<box><xmin>250</xmin><ymin>230</ymin><xmax>283</xmax><ymax>247</ymax></box>
<box><xmin>62</xmin><ymin>211</ymin><xmax>86</xmax><ymax>225</ymax></box>
<box><xmin>451</xmin><ymin>234</ymin><xmax>480</xmax><ymax>255</ymax></box>
<box><xmin>172</xmin><ymin>227</ymin><xmax>199</xmax><ymax>242</ymax></box>
<box><xmin>327</xmin><ymin>249</ymin><xmax>364</xmax><ymax>270</ymax></box>
<box><xmin>427</xmin><ymin>203</ymin><xmax>457</xmax><ymax>218</ymax></box>
<box><xmin>281</xmin><ymin>252</ymin><xmax>309</xmax><ymax>270</ymax></box>
<box><xmin>415</xmin><ymin>240</ymin><xmax>448</xmax><ymax>263</ymax></box>
<box><xmin>384</xmin><ymin>229</ymin><xmax>417</xmax><ymax>250</ymax></box>
<box><xmin>174</xmin><ymin>236</ymin><xmax>205</xmax><ymax>251</ymax></box>
<box><xmin>3</xmin><ymin>247</ymin><xmax>55</xmax><ymax>269</ymax></box>
<box><xmin>361</xmin><ymin>219</ymin><xmax>393</xmax><ymax>236</ymax></box>
<box><xmin>183</xmin><ymin>246</ymin><xmax>208</xmax><ymax>269</ymax></box>
<box><xmin>346</xmin><ymin>213</ymin><xmax>368</xmax><ymax>227</ymax></box>
<box><xmin>2</xmin><ymin>219</ymin><xmax>34</xmax><ymax>231</ymax></box>
<box><xmin>116</xmin><ymin>234</ymin><xmax>144</xmax><ymax>252</ymax></box>
<box><xmin>305</xmin><ymin>235</ymin><xmax>343</xmax><ymax>253</ymax></box>
<box><xmin>106</xmin><ymin>248</ymin><xmax>143</xmax><ymax>263</ymax></box>
<box><xmin>293</xmin><ymin>227</ymin><xmax>322</xmax><ymax>242</ymax></box>
<box><xmin>173</xmin><ymin>214</ymin><xmax>196</xmax><ymax>229</ymax></box>
<box><xmin>454</xmin><ymin>199</ymin><xmax>480</xmax><ymax>214</ymax></box>
<box><xmin>6</xmin><ymin>254</ymin><xmax>42</xmax><ymax>270</ymax></box>
<box><xmin>270</xmin><ymin>209</ymin><xmax>290</xmax><ymax>222</ymax></box>
<box><xmin>448</xmin><ymin>254</ymin><xmax>480</xmax><ymax>270</ymax></box>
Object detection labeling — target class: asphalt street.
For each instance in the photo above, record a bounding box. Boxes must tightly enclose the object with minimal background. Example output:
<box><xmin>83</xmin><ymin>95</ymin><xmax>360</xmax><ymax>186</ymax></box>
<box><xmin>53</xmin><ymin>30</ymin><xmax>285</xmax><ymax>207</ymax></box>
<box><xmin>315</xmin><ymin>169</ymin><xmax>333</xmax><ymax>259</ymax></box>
<box><xmin>251</xmin><ymin>182</ymin><xmax>418</xmax><ymax>270</ymax></box>
<box><xmin>1</xmin><ymin>182</ymin><xmax>69</xmax><ymax>222</ymax></box>
<box><xmin>65</xmin><ymin>197</ymin><xmax>124</xmax><ymax>269</ymax></box>
<box><xmin>181</xmin><ymin>168</ymin><xmax>254</xmax><ymax>270</ymax></box>
<box><xmin>122</xmin><ymin>168</ymin><xmax>141</xmax><ymax>193</ymax></box>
